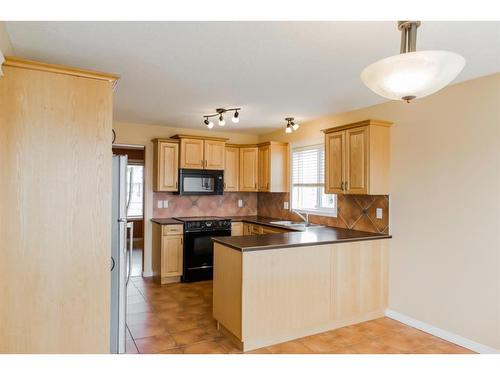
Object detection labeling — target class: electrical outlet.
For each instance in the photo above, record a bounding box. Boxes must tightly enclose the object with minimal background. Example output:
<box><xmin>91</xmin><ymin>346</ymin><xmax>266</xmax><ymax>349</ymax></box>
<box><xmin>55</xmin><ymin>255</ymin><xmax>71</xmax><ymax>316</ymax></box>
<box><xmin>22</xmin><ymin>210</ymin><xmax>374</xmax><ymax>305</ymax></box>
<box><xmin>238</xmin><ymin>199</ymin><xmax>243</xmax><ymax>208</ymax></box>
<box><xmin>163</xmin><ymin>200</ymin><xmax>169</xmax><ymax>208</ymax></box>
<box><xmin>157</xmin><ymin>200</ymin><xmax>163</xmax><ymax>209</ymax></box>
<box><xmin>284</xmin><ymin>202</ymin><xmax>289</xmax><ymax>210</ymax></box>
<box><xmin>376</xmin><ymin>208</ymin><xmax>383</xmax><ymax>219</ymax></box>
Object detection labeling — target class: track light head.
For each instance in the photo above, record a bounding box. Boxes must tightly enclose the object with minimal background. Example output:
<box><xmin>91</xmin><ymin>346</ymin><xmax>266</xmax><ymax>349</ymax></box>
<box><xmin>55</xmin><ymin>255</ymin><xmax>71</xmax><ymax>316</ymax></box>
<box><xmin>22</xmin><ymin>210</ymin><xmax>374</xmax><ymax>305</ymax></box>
<box><xmin>292</xmin><ymin>122</ymin><xmax>299</xmax><ymax>131</ymax></box>
<box><xmin>232</xmin><ymin>110</ymin><xmax>239</xmax><ymax>123</ymax></box>
<box><xmin>218</xmin><ymin>114</ymin><xmax>225</xmax><ymax>126</ymax></box>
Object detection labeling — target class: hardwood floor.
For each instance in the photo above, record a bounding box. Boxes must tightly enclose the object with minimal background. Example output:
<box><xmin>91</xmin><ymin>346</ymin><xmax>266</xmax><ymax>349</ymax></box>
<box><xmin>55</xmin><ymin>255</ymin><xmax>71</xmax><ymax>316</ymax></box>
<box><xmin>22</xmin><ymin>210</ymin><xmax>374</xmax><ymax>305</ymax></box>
<box><xmin>126</xmin><ymin>277</ymin><xmax>474</xmax><ymax>354</ymax></box>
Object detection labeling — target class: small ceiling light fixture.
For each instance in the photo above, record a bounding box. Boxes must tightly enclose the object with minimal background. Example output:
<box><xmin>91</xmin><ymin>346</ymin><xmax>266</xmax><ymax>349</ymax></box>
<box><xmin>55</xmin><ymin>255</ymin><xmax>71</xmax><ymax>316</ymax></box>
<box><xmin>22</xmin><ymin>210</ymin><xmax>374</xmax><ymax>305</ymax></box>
<box><xmin>361</xmin><ymin>21</ymin><xmax>466</xmax><ymax>103</ymax></box>
<box><xmin>285</xmin><ymin>117</ymin><xmax>299</xmax><ymax>134</ymax></box>
<box><xmin>204</xmin><ymin>117</ymin><xmax>214</xmax><ymax>129</ymax></box>
<box><xmin>203</xmin><ymin>107</ymin><xmax>241</xmax><ymax>129</ymax></box>
<box><xmin>232</xmin><ymin>110</ymin><xmax>240</xmax><ymax>123</ymax></box>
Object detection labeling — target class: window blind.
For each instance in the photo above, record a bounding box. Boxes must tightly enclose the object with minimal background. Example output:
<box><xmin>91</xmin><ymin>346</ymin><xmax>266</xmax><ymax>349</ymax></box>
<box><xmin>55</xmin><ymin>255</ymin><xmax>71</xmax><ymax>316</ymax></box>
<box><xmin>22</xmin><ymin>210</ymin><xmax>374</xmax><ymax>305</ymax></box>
<box><xmin>292</xmin><ymin>145</ymin><xmax>325</xmax><ymax>187</ymax></box>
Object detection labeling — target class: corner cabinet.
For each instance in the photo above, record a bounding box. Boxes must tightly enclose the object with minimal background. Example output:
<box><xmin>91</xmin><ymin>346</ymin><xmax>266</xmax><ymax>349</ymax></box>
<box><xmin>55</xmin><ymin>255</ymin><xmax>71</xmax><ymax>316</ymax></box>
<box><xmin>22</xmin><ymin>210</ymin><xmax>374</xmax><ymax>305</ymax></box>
<box><xmin>171</xmin><ymin>135</ymin><xmax>227</xmax><ymax>170</ymax></box>
<box><xmin>239</xmin><ymin>147</ymin><xmax>259</xmax><ymax>192</ymax></box>
<box><xmin>258</xmin><ymin>142</ymin><xmax>289</xmax><ymax>192</ymax></box>
<box><xmin>224</xmin><ymin>146</ymin><xmax>240</xmax><ymax>191</ymax></box>
<box><xmin>153</xmin><ymin>139</ymin><xmax>179</xmax><ymax>192</ymax></box>
<box><xmin>152</xmin><ymin>223</ymin><xmax>184</xmax><ymax>284</ymax></box>
<box><xmin>323</xmin><ymin>119</ymin><xmax>391</xmax><ymax>195</ymax></box>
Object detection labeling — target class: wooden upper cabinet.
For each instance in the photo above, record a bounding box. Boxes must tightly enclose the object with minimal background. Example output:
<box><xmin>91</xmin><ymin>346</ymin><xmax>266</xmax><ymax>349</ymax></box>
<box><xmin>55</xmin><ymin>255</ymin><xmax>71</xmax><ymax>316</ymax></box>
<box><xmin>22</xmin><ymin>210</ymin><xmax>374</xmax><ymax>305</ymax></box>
<box><xmin>258</xmin><ymin>145</ymin><xmax>270</xmax><ymax>191</ymax></box>
<box><xmin>172</xmin><ymin>135</ymin><xmax>228</xmax><ymax>170</ymax></box>
<box><xmin>258</xmin><ymin>142</ymin><xmax>289</xmax><ymax>192</ymax></box>
<box><xmin>204</xmin><ymin>140</ymin><xmax>225</xmax><ymax>170</ymax></box>
<box><xmin>345</xmin><ymin>127</ymin><xmax>368</xmax><ymax>194</ymax></box>
<box><xmin>323</xmin><ymin>120</ymin><xmax>392</xmax><ymax>195</ymax></box>
<box><xmin>179</xmin><ymin>138</ymin><xmax>204</xmax><ymax>169</ymax></box>
<box><xmin>224</xmin><ymin>146</ymin><xmax>239</xmax><ymax>191</ymax></box>
<box><xmin>325</xmin><ymin>131</ymin><xmax>345</xmax><ymax>194</ymax></box>
<box><xmin>239</xmin><ymin>147</ymin><xmax>259</xmax><ymax>191</ymax></box>
<box><xmin>153</xmin><ymin>139</ymin><xmax>179</xmax><ymax>192</ymax></box>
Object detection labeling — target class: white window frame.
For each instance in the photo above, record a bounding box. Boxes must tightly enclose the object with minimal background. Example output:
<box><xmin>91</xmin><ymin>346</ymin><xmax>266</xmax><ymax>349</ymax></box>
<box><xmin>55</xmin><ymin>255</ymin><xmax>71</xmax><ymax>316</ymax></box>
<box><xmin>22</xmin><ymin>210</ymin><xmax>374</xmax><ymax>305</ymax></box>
<box><xmin>290</xmin><ymin>143</ymin><xmax>337</xmax><ymax>218</ymax></box>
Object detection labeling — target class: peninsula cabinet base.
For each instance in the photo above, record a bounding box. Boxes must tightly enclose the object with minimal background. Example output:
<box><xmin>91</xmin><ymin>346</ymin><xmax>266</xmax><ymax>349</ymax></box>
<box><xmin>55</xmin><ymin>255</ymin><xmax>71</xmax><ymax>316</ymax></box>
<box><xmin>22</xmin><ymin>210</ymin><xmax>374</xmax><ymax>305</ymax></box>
<box><xmin>213</xmin><ymin>240</ymin><xmax>389</xmax><ymax>352</ymax></box>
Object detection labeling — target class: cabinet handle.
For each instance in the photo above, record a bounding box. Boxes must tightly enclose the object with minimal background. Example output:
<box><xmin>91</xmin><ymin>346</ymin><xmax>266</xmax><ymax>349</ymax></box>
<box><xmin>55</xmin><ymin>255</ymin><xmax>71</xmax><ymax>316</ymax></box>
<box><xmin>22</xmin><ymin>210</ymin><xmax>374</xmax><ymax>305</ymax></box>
<box><xmin>267</xmin><ymin>182</ymin><xmax>269</xmax><ymax>189</ymax></box>
<box><xmin>201</xmin><ymin>160</ymin><xmax>204</xmax><ymax>167</ymax></box>
<box><xmin>175</xmin><ymin>181</ymin><xmax>178</xmax><ymax>189</ymax></box>
<box><xmin>341</xmin><ymin>181</ymin><xmax>344</xmax><ymax>191</ymax></box>
<box><xmin>345</xmin><ymin>181</ymin><xmax>348</xmax><ymax>191</ymax></box>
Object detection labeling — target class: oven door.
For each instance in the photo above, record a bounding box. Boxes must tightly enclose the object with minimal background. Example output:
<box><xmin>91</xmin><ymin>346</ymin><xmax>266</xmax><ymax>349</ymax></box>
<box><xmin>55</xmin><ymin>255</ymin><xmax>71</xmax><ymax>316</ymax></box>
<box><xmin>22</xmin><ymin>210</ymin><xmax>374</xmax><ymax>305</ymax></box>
<box><xmin>182</xmin><ymin>229</ymin><xmax>231</xmax><ymax>282</ymax></box>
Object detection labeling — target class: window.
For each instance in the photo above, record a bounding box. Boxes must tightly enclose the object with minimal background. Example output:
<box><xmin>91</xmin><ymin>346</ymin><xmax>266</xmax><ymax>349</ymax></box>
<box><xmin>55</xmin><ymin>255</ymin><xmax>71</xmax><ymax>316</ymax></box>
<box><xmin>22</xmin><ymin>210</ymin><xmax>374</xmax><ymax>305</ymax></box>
<box><xmin>126</xmin><ymin>165</ymin><xmax>144</xmax><ymax>218</ymax></box>
<box><xmin>291</xmin><ymin>144</ymin><xmax>337</xmax><ymax>216</ymax></box>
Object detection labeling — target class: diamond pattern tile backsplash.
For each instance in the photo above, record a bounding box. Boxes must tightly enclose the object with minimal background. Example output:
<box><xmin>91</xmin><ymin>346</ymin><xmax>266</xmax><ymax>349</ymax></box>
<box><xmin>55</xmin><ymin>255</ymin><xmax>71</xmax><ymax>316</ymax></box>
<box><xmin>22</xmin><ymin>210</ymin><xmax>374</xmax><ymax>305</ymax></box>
<box><xmin>153</xmin><ymin>191</ymin><xmax>389</xmax><ymax>234</ymax></box>
<box><xmin>257</xmin><ymin>192</ymin><xmax>389</xmax><ymax>234</ymax></box>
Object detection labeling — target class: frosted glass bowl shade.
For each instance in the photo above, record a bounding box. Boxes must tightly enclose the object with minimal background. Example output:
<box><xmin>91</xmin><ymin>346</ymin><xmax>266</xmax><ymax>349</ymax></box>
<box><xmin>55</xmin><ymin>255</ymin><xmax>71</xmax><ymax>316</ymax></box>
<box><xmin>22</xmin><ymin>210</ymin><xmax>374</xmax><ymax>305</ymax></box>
<box><xmin>361</xmin><ymin>50</ymin><xmax>466</xmax><ymax>101</ymax></box>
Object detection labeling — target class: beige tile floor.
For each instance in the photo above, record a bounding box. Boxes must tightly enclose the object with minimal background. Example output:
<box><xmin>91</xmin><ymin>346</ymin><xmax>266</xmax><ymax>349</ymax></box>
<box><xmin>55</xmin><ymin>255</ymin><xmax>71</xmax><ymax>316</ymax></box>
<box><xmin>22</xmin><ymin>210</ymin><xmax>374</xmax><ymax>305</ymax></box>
<box><xmin>126</xmin><ymin>277</ymin><xmax>474</xmax><ymax>354</ymax></box>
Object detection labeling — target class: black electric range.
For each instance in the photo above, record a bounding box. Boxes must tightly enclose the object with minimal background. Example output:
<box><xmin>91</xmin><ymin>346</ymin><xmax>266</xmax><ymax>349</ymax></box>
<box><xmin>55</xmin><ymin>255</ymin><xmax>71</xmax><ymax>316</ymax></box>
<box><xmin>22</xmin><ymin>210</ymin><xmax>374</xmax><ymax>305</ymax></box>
<box><xmin>173</xmin><ymin>217</ymin><xmax>232</xmax><ymax>282</ymax></box>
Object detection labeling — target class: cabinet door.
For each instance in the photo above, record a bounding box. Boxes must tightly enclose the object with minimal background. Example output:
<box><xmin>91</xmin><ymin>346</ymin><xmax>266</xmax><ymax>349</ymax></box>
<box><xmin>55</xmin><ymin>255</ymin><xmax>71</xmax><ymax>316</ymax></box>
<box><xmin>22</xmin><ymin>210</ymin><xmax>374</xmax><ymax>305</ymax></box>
<box><xmin>239</xmin><ymin>147</ymin><xmax>258</xmax><ymax>191</ymax></box>
<box><xmin>161</xmin><ymin>235</ymin><xmax>183</xmax><ymax>277</ymax></box>
<box><xmin>258</xmin><ymin>145</ymin><xmax>270</xmax><ymax>192</ymax></box>
<box><xmin>224</xmin><ymin>147</ymin><xmax>239</xmax><ymax>191</ymax></box>
<box><xmin>243</xmin><ymin>223</ymin><xmax>252</xmax><ymax>235</ymax></box>
<box><xmin>204</xmin><ymin>140</ymin><xmax>225</xmax><ymax>170</ymax></box>
<box><xmin>179</xmin><ymin>138</ymin><xmax>204</xmax><ymax>169</ymax></box>
<box><xmin>156</xmin><ymin>141</ymin><xmax>179</xmax><ymax>192</ymax></box>
<box><xmin>325</xmin><ymin>131</ymin><xmax>345</xmax><ymax>194</ymax></box>
<box><xmin>345</xmin><ymin>127</ymin><xmax>368</xmax><ymax>194</ymax></box>
<box><xmin>231</xmin><ymin>222</ymin><xmax>243</xmax><ymax>236</ymax></box>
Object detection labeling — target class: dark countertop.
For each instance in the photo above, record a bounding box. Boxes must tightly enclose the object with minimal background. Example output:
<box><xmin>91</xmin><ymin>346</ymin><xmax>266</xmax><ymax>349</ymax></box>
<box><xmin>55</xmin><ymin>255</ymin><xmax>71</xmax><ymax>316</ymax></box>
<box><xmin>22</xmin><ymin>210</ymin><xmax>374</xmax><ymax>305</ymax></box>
<box><xmin>151</xmin><ymin>215</ymin><xmax>391</xmax><ymax>251</ymax></box>
<box><xmin>212</xmin><ymin>226</ymin><xmax>391</xmax><ymax>252</ymax></box>
<box><xmin>151</xmin><ymin>218</ymin><xmax>182</xmax><ymax>225</ymax></box>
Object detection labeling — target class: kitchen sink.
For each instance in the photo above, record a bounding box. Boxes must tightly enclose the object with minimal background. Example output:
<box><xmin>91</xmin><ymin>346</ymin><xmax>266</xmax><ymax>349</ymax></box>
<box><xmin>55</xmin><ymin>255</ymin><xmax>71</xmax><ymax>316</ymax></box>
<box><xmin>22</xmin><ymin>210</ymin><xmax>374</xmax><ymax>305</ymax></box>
<box><xmin>269</xmin><ymin>221</ymin><xmax>324</xmax><ymax>230</ymax></box>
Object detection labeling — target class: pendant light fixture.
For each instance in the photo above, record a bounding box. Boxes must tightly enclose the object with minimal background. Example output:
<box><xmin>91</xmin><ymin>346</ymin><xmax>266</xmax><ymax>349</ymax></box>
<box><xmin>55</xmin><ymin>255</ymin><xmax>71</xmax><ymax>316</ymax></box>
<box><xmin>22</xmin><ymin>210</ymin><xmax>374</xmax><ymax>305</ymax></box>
<box><xmin>203</xmin><ymin>107</ymin><xmax>241</xmax><ymax>129</ymax></box>
<box><xmin>284</xmin><ymin>117</ymin><xmax>299</xmax><ymax>133</ymax></box>
<box><xmin>361</xmin><ymin>21</ymin><xmax>466</xmax><ymax>102</ymax></box>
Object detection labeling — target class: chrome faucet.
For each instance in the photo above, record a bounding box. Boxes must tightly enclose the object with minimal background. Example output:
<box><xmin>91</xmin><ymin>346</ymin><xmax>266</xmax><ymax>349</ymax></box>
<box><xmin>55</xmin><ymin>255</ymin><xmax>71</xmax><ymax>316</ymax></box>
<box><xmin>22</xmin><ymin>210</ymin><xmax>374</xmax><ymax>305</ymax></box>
<box><xmin>292</xmin><ymin>210</ymin><xmax>309</xmax><ymax>225</ymax></box>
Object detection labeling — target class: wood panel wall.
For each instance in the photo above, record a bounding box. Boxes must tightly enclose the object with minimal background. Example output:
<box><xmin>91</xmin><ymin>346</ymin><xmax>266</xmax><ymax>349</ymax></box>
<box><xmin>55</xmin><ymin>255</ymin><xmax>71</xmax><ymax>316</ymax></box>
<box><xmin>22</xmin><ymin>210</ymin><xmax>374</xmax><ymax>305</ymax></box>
<box><xmin>0</xmin><ymin>64</ymin><xmax>114</xmax><ymax>353</ymax></box>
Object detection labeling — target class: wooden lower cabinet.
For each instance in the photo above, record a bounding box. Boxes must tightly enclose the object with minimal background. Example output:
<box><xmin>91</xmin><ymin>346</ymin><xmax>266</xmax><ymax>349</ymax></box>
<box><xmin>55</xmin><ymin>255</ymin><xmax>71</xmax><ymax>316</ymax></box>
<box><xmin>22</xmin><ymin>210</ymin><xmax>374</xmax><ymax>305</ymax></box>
<box><xmin>152</xmin><ymin>223</ymin><xmax>184</xmax><ymax>284</ymax></box>
<box><xmin>243</xmin><ymin>223</ymin><xmax>252</xmax><ymax>235</ymax></box>
<box><xmin>231</xmin><ymin>222</ymin><xmax>243</xmax><ymax>236</ymax></box>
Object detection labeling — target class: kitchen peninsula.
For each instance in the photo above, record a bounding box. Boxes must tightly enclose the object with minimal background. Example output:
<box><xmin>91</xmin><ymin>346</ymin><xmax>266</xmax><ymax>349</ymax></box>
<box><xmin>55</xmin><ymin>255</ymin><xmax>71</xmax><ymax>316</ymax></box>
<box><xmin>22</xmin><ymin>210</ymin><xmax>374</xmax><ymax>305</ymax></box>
<box><xmin>212</xmin><ymin>226</ymin><xmax>390</xmax><ymax>351</ymax></box>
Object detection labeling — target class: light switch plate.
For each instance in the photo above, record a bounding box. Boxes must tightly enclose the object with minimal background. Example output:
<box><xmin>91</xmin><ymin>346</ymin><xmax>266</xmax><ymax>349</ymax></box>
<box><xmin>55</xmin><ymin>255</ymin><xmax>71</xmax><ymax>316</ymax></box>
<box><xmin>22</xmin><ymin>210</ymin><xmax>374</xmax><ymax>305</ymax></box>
<box><xmin>238</xmin><ymin>199</ymin><xmax>243</xmax><ymax>208</ymax></box>
<box><xmin>376</xmin><ymin>208</ymin><xmax>383</xmax><ymax>219</ymax></box>
<box><xmin>284</xmin><ymin>202</ymin><xmax>289</xmax><ymax>210</ymax></box>
<box><xmin>157</xmin><ymin>200</ymin><xmax>163</xmax><ymax>209</ymax></box>
<box><xmin>163</xmin><ymin>200</ymin><xmax>169</xmax><ymax>208</ymax></box>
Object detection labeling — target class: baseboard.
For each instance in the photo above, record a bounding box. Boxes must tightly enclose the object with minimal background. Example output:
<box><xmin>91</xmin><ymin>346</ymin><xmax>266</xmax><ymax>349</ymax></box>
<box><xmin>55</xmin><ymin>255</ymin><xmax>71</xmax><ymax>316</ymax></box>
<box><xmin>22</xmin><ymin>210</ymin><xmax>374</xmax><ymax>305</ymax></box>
<box><xmin>141</xmin><ymin>271</ymin><xmax>153</xmax><ymax>277</ymax></box>
<box><xmin>385</xmin><ymin>309</ymin><xmax>499</xmax><ymax>354</ymax></box>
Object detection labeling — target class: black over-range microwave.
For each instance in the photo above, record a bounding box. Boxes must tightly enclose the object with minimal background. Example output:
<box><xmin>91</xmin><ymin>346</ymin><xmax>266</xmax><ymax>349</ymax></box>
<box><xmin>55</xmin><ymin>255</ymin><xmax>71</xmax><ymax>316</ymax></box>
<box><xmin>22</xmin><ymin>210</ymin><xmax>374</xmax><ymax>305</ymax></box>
<box><xmin>178</xmin><ymin>169</ymin><xmax>224</xmax><ymax>195</ymax></box>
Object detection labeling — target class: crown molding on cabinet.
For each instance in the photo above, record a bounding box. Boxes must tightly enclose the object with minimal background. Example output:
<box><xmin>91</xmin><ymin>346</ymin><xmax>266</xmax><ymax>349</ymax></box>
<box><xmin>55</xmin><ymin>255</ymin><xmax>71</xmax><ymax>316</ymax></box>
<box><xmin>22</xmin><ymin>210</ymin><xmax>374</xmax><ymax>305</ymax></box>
<box><xmin>322</xmin><ymin>119</ymin><xmax>393</xmax><ymax>134</ymax></box>
<box><xmin>4</xmin><ymin>56</ymin><xmax>120</xmax><ymax>87</ymax></box>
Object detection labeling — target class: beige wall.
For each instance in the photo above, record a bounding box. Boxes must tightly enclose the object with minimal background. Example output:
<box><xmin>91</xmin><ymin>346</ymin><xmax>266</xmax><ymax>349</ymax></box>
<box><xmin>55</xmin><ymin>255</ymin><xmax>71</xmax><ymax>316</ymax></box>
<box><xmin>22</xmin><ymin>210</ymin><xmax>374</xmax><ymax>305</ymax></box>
<box><xmin>113</xmin><ymin>121</ymin><xmax>258</xmax><ymax>276</ymax></box>
<box><xmin>259</xmin><ymin>73</ymin><xmax>500</xmax><ymax>350</ymax></box>
<box><xmin>0</xmin><ymin>21</ymin><xmax>14</xmax><ymax>56</ymax></box>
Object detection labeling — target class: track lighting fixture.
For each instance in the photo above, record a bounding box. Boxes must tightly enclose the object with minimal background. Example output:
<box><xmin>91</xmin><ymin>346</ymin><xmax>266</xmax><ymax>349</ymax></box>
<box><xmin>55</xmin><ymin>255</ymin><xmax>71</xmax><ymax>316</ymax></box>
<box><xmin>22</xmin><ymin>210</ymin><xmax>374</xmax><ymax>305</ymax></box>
<box><xmin>284</xmin><ymin>117</ymin><xmax>299</xmax><ymax>134</ymax></box>
<box><xmin>203</xmin><ymin>107</ymin><xmax>241</xmax><ymax>129</ymax></box>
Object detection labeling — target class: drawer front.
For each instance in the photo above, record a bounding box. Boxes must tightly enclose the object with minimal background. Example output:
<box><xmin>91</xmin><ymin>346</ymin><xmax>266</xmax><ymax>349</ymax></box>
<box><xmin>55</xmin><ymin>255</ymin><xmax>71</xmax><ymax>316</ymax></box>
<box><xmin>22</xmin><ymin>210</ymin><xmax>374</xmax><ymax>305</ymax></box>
<box><xmin>162</xmin><ymin>224</ymin><xmax>184</xmax><ymax>235</ymax></box>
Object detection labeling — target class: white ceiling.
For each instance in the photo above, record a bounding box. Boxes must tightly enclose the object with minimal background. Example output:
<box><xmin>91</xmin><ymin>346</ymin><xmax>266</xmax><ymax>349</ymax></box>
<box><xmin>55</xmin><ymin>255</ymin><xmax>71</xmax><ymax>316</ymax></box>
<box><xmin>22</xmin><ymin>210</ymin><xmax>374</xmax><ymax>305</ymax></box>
<box><xmin>5</xmin><ymin>21</ymin><xmax>500</xmax><ymax>134</ymax></box>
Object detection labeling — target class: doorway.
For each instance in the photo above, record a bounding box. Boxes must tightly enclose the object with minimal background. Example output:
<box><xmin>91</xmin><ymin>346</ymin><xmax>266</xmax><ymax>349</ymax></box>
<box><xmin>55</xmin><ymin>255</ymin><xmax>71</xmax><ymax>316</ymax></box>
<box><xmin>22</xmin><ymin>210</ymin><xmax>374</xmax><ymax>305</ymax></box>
<box><xmin>112</xmin><ymin>144</ymin><xmax>145</xmax><ymax>277</ymax></box>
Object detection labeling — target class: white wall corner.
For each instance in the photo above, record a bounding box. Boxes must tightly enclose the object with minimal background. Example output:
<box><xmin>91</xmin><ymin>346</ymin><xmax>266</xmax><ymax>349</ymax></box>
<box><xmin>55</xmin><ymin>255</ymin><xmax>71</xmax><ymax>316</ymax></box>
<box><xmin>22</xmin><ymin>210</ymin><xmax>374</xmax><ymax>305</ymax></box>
<box><xmin>385</xmin><ymin>309</ymin><xmax>499</xmax><ymax>354</ymax></box>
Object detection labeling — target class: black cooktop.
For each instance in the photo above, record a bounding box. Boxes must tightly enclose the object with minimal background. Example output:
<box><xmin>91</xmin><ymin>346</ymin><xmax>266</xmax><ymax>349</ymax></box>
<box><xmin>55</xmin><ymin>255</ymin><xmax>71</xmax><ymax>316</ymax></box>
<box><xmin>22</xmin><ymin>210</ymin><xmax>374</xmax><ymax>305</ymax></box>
<box><xmin>173</xmin><ymin>216</ymin><xmax>228</xmax><ymax>222</ymax></box>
